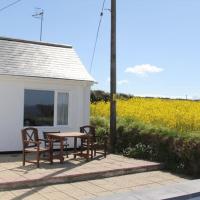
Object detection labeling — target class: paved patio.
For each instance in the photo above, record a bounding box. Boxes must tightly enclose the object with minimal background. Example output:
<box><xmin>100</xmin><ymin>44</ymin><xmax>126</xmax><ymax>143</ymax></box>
<box><xmin>0</xmin><ymin>171</ymin><xmax>191</xmax><ymax>200</ymax></box>
<box><xmin>0</xmin><ymin>153</ymin><xmax>163</xmax><ymax>190</ymax></box>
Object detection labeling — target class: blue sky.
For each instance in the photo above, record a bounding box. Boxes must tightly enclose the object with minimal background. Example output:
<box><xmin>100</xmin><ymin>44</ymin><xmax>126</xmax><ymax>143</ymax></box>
<box><xmin>0</xmin><ymin>0</ymin><xmax>200</xmax><ymax>99</ymax></box>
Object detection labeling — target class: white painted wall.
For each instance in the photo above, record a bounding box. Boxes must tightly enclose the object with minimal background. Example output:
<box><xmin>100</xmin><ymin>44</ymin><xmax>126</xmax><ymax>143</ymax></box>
<box><xmin>0</xmin><ymin>75</ymin><xmax>92</xmax><ymax>151</ymax></box>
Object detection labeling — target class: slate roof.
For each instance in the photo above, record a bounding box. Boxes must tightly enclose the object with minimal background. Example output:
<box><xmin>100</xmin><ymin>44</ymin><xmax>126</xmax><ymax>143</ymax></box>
<box><xmin>0</xmin><ymin>37</ymin><xmax>94</xmax><ymax>82</ymax></box>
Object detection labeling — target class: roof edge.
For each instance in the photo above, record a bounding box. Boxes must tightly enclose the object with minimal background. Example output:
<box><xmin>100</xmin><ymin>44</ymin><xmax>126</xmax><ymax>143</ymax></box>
<box><xmin>0</xmin><ymin>73</ymin><xmax>95</xmax><ymax>83</ymax></box>
<box><xmin>0</xmin><ymin>36</ymin><xmax>72</xmax><ymax>49</ymax></box>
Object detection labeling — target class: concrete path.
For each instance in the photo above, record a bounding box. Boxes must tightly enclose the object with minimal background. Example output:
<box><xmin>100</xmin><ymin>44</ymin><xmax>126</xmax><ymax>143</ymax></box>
<box><xmin>92</xmin><ymin>178</ymin><xmax>200</xmax><ymax>200</ymax></box>
<box><xmin>0</xmin><ymin>171</ymin><xmax>191</xmax><ymax>200</ymax></box>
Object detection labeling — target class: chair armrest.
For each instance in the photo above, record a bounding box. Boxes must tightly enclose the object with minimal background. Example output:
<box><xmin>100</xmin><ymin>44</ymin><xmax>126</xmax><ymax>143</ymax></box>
<box><xmin>38</xmin><ymin>138</ymin><xmax>49</xmax><ymax>142</ymax></box>
<box><xmin>95</xmin><ymin>135</ymin><xmax>109</xmax><ymax>141</ymax></box>
<box><xmin>38</xmin><ymin>138</ymin><xmax>53</xmax><ymax>146</ymax></box>
<box><xmin>24</xmin><ymin>140</ymin><xmax>41</xmax><ymax>145</ymax></box>
<box><xmin>81</xmin><ymin>134</ymin><xmax>93</xmax><ymax>139</ymax></box>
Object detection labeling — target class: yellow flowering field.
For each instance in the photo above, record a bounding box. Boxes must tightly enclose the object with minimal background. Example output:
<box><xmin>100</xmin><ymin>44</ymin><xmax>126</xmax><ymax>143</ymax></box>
<box><xmin>90</xmin><ymin>98</ymin><xmax>200</xmax><ymax>132</ymax></box>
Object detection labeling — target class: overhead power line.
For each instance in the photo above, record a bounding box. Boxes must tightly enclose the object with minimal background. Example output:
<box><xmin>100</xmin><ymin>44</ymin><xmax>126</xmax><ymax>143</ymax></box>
<box><xmin>0</xmin><ymin>0</ymin><xmax>22</xmax><ymax>13</ymax></box>
<box><xmin>89</xmin><ymin>0</ymin><xmax>106</xmax><ymax>73</ymax></box>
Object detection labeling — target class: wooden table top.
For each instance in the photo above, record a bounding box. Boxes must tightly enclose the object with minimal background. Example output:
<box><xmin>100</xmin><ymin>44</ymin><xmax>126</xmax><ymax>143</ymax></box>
<box><xmin>47</xmin><ymin>132</ymin><xmax>87</xmax><ymax>138</ymax></box>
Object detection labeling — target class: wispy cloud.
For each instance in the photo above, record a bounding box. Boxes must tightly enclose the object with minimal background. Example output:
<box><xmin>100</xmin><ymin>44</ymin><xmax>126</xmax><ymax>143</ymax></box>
<box><xmin>107</xmin><ymin>78</ymin><xmax>129</xmax><ymax>86</ymax></box>
<box><xmin>125</xmin><ymin>64</ymin><xmax>163</xmax><ymax>76</ymax></box>
<box><xmin>118</xmin><ymin>80</ymin><xmax>128</xmax><ymax>85</ymax></box>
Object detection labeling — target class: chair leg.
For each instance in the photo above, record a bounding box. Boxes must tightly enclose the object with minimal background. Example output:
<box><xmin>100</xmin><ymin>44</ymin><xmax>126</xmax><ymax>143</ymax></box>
<box><xmin>94</xmin><ymin>148</ymin><xmax>96</xmax><ymax>157</ymax></box>
<box><xmin>80</xmin><ymin>139</ymin><xmax>83</xmax><ymax>154</ymax></box>
<box><xmin>49</xmin><ymin>150</ymin><xmax>53</xmax><ymax>164</ymax></box>
<box><xmin>23</xmin><ymin>151</ymin><xmax>25</xmax><ymax>166</ymax></box>
<box><xmin>104</xmin><ymin>142</ymin><xmax>107</xmax><ymax>158</ymax></box>
<box><xmin>65</xmin><ymin>145</ymin><xmax>69</xmax><ymax>158</ymax></box>
<box><xmin>104</xmin><ymin>149</ymin><xmax>107</xmax><ymax>158</ymax></box>
<box><xmin>36</xmin><ymin>151</ymin><xmax>40</xmax><ymax>168</ymax></box>
<box><xmin>91</xmin><ymin>148</ymin><xmax>93</xmax><ymax>159</ymax></box>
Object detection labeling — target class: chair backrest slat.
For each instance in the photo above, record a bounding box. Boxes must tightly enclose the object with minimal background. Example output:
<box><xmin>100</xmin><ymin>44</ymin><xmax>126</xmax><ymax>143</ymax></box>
<box><xmin>21</xmin><ymin>128</ymin><xmax>39</xmax><ymax>148</ymax></box>
<box><xmin>80</xmin><ymin>125</ymin><xmax>96</xmax><ymax>141</ymax></box>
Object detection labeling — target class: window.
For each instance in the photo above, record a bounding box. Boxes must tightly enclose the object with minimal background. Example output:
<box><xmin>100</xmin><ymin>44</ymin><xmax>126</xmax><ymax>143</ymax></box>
<box><xmin>57</xmin><ymin>92</ymin><xmax>69</xmax><ymax>125</ymax></box>
<box><xmin>24</xmin><ymin>89</ymin><xmax>69</xmax><ymax>127</ymax></box>
<box><xmin>24</xmin><ymin>90</ymin><xmax>54</xmax><ymax>126</ymax></box>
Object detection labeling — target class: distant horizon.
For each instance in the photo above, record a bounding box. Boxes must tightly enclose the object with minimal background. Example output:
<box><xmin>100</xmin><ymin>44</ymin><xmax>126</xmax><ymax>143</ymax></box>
<box><xmin>91</xmin><ymin>89</ymin><xmax>200</xmax><ymax>100</ymax></box>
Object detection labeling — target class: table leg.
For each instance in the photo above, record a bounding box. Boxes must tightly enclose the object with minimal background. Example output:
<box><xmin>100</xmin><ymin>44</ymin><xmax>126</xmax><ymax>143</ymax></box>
<box><xmin>91</xmin><ymin>138</ymin><xmax>93</xmax><ymax>160</ymax></box>
<box><xmin>74</xmin><ymin>137</ymin><xmax>77</xmax><ymax>159</ymax></box>
<box><xmin>86</xmin><ymin>136</ymin><xmax>90</xmax><ymax>161</ymax></box>
<box><xmin>60</xmin><ymin>138</ymin><xmax>64</xmax><ymax>164</ymax></box>
<box><xmin>47</xmin><ymin>136</ymin><xmax>53</xmax><ymax>164</ymax></box>
<box><xmin>50</xmin><ymin>137</ymin><xmax>53</xmax><ymax>164</ymax></box>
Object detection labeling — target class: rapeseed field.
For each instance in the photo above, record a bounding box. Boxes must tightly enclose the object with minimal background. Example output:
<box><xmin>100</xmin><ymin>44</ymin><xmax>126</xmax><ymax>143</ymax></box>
<box><xmin>91</xmin><ymin>98</ymin><xmax>200</xmax><ymax>132</ymax></box>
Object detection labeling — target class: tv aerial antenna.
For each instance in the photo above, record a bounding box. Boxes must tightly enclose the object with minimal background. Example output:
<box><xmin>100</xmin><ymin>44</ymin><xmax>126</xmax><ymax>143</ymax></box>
<box><xmin>32</xmin><ymin>8</ymin><xmax>44</xmax><ymax>41</ymax></box>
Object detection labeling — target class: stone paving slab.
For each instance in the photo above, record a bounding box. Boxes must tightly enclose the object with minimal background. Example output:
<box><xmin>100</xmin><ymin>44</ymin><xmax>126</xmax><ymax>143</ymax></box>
<box><xmin>91</xmin><ymin>179</ymin><xmax>200</xmax><ymax>200</ymax></box>
<box><xmin>0</xmin><ymin>154</ymin><xmax>163</xmax><ymax>190</ymax></box>
<box><xmin>0</xmin><ymin>171</ymin><xmax>191</xmax><ymax>200</ymax></box>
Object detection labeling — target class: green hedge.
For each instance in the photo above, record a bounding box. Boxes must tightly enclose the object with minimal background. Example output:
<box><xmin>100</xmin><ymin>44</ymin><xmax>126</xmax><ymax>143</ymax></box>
<box><xmin>91</xmin><ymin>116</ymin><xmax>200</xmax><ymax>176</ymax></box>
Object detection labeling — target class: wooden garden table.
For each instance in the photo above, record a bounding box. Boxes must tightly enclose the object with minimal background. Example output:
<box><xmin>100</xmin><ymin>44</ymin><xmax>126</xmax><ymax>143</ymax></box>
<box><xmin>47</xmin><ymin>132</ymin><xmax>91</xmax><ymax>163</ymax></box>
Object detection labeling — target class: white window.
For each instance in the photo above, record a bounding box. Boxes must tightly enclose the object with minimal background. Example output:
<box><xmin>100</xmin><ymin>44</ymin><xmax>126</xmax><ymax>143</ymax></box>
<box><xmin>24</xmin><ymin>89</ymin><xmax>69</xmax><ymax>127</ymax></box>
<box><xmin>57</xmin><ymin>92</ymin><xmax>69</xmax><ymax>125</ymax></box>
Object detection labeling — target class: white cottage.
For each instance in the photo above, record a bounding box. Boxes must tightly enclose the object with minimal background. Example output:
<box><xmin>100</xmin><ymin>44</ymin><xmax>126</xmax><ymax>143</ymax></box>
<box><xmin>0</xmin><ymin>37</ymin><xmax>94</xmax><ymax>152</ymax></box>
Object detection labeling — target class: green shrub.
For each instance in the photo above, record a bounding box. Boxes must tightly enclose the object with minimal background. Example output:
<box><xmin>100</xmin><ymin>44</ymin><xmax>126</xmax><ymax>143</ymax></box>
<box><xmin>90</xmin><ymin>116</ymin><xmax>109</xmax><ymax>129</ymax></box>
<box><xmin>90</xmin><ymin>116</ymin><xmax>109</xmax><ymax>143</ymax></box>
<box><xmin>90</xmin><ymin>116</ymin><xmax>200</xmax><ymax>176</ymax></box>
<box><xmin>123</xmin><ymin>143</ymin><xmax>156</xmax><ymax>160</ymax></box>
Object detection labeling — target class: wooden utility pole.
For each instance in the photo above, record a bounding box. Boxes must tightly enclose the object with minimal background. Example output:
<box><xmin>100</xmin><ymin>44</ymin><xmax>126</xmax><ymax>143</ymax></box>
<box><xmin>110</xmin><ymin>0</ymin><xmax>117</xmax><ymax>153</ymax></box>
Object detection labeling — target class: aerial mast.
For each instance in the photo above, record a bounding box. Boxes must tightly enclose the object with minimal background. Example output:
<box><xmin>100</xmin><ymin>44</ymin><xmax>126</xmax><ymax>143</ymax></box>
<box><xmin>32</xmin><ymin>8</ymin><xmax>44</xmax><ymax>41</ymax></box>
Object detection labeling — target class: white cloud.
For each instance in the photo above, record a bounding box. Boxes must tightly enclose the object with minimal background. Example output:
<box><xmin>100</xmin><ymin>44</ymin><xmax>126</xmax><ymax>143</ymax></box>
<box><xmin>107</xmin><ymin>78</ymin><xmax>128</xmax><ymax>86</ymax></box>
<box><xmin>117</xmin><ymin>80</ymin><xmax>128</xmax><ymax>85</ymax></box>
<box><xmin>192</xmin><ymin>96</ymin><xmax>200</xmax><ymax>100</ymax></box>
<box><xmin>125</xmin><ymin>64</ymin><xmax>163</xmax><ymax>76</ymax></box>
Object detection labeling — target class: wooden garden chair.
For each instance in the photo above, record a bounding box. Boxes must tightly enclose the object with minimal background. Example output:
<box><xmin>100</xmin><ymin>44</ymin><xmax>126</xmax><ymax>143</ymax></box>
<box><xmin>21</xmin><ymin>127</ymin><xmax>52</xmax><ymax>168</ymax></box>
<box><xmin>80</xmin><ymin>125</ymin><xmax>108</xmax><ymax>158</ymax></box>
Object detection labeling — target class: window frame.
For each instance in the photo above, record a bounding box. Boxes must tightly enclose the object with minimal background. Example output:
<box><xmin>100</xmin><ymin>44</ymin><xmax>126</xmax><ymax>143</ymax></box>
<box><xmin>23</xmin><ymin>88</ymin><xmax>70</xmax><ymax>128</ymax></box>
<box><xmin>54</xmin><ymin>90</ymin><xmax>70</xmax><ymax>127</ymax></box>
